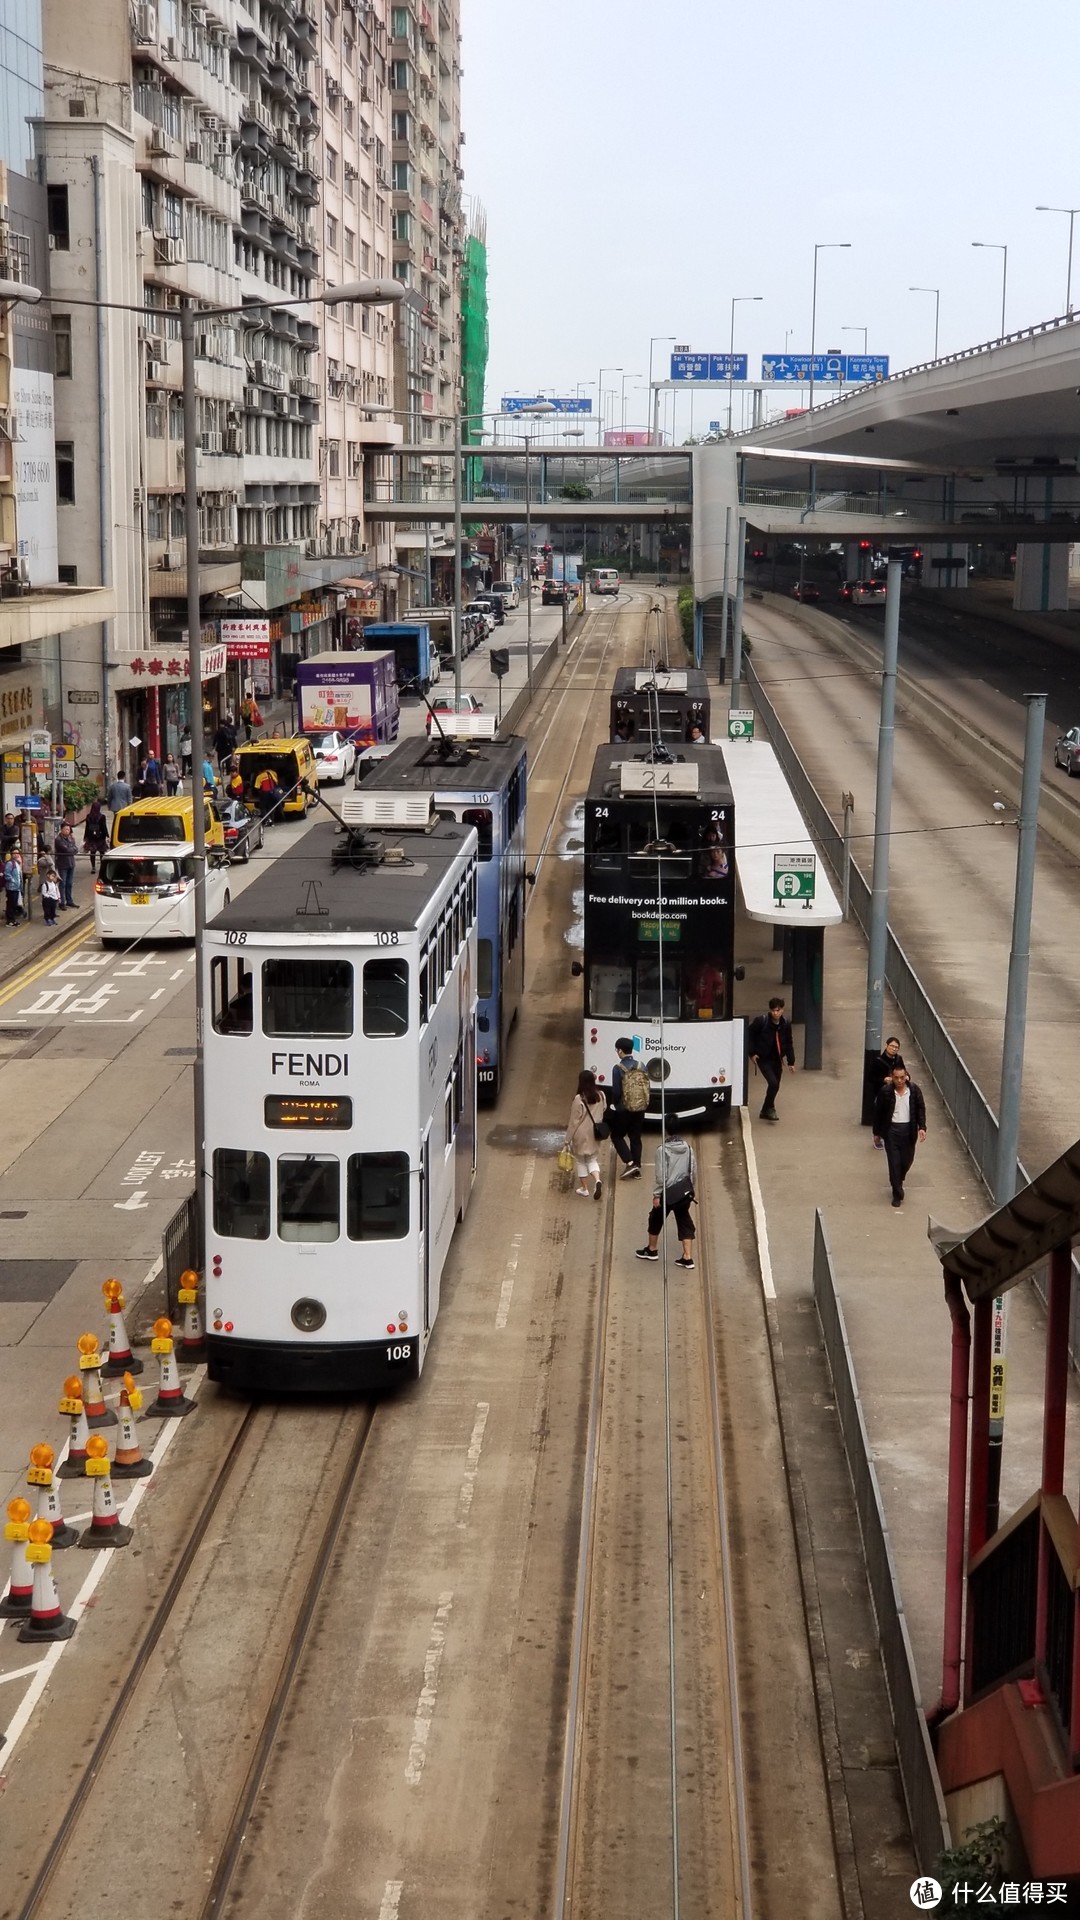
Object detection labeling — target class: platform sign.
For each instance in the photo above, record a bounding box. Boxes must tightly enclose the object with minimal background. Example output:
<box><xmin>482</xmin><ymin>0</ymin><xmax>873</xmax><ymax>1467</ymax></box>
<box><xmin>728</xmin><ymin>709</ymin><xmax>755</xmax><ymax>741</ymax></box>
<box><xmin>773</xmin><ymin>852</ymin><xmax>816</xmax><ymax>904</ymax></box>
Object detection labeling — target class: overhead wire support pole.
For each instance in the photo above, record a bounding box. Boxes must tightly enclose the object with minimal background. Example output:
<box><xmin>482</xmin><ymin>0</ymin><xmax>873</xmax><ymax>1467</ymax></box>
<box><xmin>181</xmin><ymin>297</ymin><xmax>207</xmax><ymax>1262</ymax></box>
<box><xmin>861</xmin><ymin>553</ymin><xmax>902</xmax><ymax>1124</ymax></box>
<box><xmin>453</xmin><ymin>410</ymin><xmax>463</xmax><ymax>706</ymax></box>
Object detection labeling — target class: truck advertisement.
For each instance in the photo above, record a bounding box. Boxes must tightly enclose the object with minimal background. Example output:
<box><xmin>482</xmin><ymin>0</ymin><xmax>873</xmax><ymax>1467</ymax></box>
<box><xmin>293</xmin><ymin>650</ymin><xmax>399</xmax><ymax>745</ymax></box>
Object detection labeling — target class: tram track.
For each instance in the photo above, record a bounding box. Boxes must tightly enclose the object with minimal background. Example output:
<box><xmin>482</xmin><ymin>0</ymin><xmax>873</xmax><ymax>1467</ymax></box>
<box><xmin>9</xmin><ymin>1397</ymin><xmax>378</xmax><ymax>1920</ymax></box>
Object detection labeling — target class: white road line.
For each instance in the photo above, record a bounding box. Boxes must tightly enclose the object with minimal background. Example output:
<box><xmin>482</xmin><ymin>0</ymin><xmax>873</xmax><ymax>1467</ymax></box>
<box><xmin>456</xmin><ymin>1402</ymin><xmax>489</xmax><ymax>1527</ymax></box>
<box><xmin>519</xmin><ymin>1151</ymin><xmax>536</xmax><ymax>1200</ymax></box>
<box><xmin>149</xmin><ymin>988</ymin><xmax>165</xmax><ymax>1001</ymax></box>
<box><xmin>403</xmin><ymin>1591</ymin><xmax>453</xmax><ymax>1787</ymax></box>
<box><xmin>739</xmin><ymin>1106</ymin><xmax>776</xmax><ymax>1301</ymax></box>
<box><xmin>0</xmin><ymin>1660</ymin><xmax>47</xmax><ymax>1687</ymax></box>
<box><xmin>170</xmin><ymin>968</ymin><xmax>185</xmax><ymax>980</ymax></box>
<box><xmin>378</xmin><ymin>1883</ymin><xmax>404</xmax><ymax>1920</ymax></box>
<box><xmin>495</xmin><ymin>1232</ymin><xmax>522</xmax><ymax>1329</ymax></box>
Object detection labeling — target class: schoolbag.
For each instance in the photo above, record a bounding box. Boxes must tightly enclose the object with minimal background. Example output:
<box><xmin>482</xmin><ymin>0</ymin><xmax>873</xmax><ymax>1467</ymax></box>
<box><xmin>621</xmin><ymin>1065</ymin><xmax>651</xmax><ymax>1112</ymax></box>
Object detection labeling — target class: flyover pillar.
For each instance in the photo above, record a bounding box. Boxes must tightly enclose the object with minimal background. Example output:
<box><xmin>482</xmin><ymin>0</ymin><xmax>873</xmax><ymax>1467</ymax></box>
<box><xmin>1014</xmin><ymin>542</ymin><xmax>1069</xmax><ymax>612</ymax></box>
<box><xmin>924</xmin><ymin>543</ymin><xmax>969</xmax><ymax>590</ymax></box>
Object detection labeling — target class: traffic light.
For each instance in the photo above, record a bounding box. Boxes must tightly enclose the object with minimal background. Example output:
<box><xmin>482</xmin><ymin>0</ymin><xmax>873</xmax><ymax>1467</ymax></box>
<box><xmin>542</xmin><ymin>544</ymin><xmax>552</xmax><ymax>556</ymax></box>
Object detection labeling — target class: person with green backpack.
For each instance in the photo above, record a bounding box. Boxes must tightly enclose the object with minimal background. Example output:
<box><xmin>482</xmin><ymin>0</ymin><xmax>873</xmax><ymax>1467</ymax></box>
<box><xmin>608</xmin><ymin>1037</ymin><xmax>650</xmax><ymax>1178</ymax></box>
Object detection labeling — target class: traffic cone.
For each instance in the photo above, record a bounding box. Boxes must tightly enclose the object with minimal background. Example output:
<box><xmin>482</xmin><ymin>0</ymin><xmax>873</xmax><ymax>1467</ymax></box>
<box><xmin>0</xmin><ymin>1498</ymin><xmax>33</xmax><ymax>1618</ymax></box>
<box><xmin>101</xmin><ymin>1278</ymin><xmax>143</xmax><ymax>1377</ymax></box>
<box><xmin>76</xmin><ymin>1332</ymin><xmax>117</xmax><ymax>1429</ymax></box>
<box><xmin>18</xmin><ymin>1520</ymin><xmax>76</xmax><ymax>1641</ymax></box>
<box><xmin>144</xmin><ymin>1317</ymin><xmax>196</xmax><ymax>1419</ymax></box>
<box><xmin>78</xmin><ymin>1436</ymin><xmax>132</xmax><ymax>1549</ymax></box>
<box><xmin>176</xmin><ymin>1269</ymin><xmax>207</xmax><ymax>1365</ymax></box>
<box><xmin>26</xmin><ymin>1443</ymin><xmax>79</xmax><ymax>1549</ymax></box>
<box><xmin>57</xmin><ymin>1376</ymin><xmax>90</xmax><ymax>1480</ymax></box>
<box><xmin>111</xmin><ymin>1375</ymin><xmax>153</xmax><ymax>1480</ymax></box>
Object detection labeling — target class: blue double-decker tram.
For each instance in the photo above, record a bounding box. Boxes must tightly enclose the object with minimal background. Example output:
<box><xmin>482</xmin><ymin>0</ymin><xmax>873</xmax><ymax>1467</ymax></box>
<box><xmin>354</xmin><ymin>726</ymin><xmax>527</xmax><ymax>1099</ymax></box>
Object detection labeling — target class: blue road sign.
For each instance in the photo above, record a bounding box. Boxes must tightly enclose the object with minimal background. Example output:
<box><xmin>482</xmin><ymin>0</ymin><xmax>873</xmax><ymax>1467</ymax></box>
<box><xmin>501</xmin><ymin>395</ymin><xmax>592</xmax><ymax>414</ymax></box>
<box><xmin>670</xmin><ymin>352</ymin><xmax>748</xmax><ymax>381</ymax></box>
<box><xmin>709</xmin><ymin>421</ymin><xmax>721</xmax><ymax>433</ymax></box>
<box><xmin>15</xmin><ymin>794</ymin><xmax>42</xmax><ymax>810</ymax></box>
<box><xmin>761</xmin><ymin>352</ymin><xmax>889</xmax><ymax>383</ymax></box>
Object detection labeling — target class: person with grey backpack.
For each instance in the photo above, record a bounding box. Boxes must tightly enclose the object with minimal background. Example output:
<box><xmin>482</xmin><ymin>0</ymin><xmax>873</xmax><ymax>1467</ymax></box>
<box><xmin>636</xmin><ymin>1122</ymin><xmax>697</xmax><ymax>1268</ymax></box>
<box><xmin>607</xmin><ymin>1036</ymin><xmax>650</xmax><ymax>1178</ymax></box>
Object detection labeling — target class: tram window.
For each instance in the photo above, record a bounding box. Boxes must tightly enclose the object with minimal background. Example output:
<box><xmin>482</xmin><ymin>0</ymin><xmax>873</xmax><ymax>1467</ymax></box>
<box><xmin>462</xmin><ymin>807</ymin><xmax>493</xmax><ymax>860</ymax></box>
<box><xmin>363</xmin><ymin>957</ymin><xmax>410</xmax><ymax>1036</ymax></box>
<box><xmin>588</xmin><ymin>962</ymin><xmax>633</xmax><ymax>1020</ymax></box>
<box><xmin>637</xmin><ymin>956</ymin><xmax>681</xmax><ymax>1020</ymax></box>
<box><xmin>211</xmin><ymin>955</ymin><xmax>253</xmax><ymax>1035</ymax></box>
<box><xmin>347</xmin><ymin>1150</ymin><xmax>409</xmax><ymax>1240</ymax></box>
<box><xmin>477</xmin><ymin>938</ymin><xmax>493</xmax><ymax>999</ymax></box>
<box><xmin>212</xmin><ymin>1148</ymin><xmax>270</xmax><ymax>1240</ymax></box>
<box><xmin>419</xmin><ymin>956</ymin><xmax>430</xmax><ymax>1025</ymax></box>
<box><xmin>277</xmin><ymin>1154</ymin><xmax>339</xmax><ymax>1242</ymax></box>
<box><xmin>697</xmin><ymin>827</ymin><xmax>729</xmax><ymax>879</ymax></box>
<box><xmin>593</xmin><ymin>816</ymin><xmax>621</xmax><ymax>858</ymax></box>
<box><xmin>687</xmin><ymin>959</ymin><xmax>728</xmax><ymax>1020</ymax></box>
<box><xmin>263</xmin><ymin>959</ymin><xmax>353</xmax><ymax>1037</ymax></box>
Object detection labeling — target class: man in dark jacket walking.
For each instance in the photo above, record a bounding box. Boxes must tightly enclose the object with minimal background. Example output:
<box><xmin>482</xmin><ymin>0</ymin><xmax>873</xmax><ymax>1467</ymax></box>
<box><xmin>748</xmin><ymin>996</ymin><xmax>795</xmax><ymax>1121</ymax></box>
<box><xmin>872</xmin><ymin>1064</ymin><xmax>927</xmax><ymax>1208</ymax></box>
<box><xmin>53</xmin><ymin>821</ymin><xmax>78</xmax><ymax>909</ymax></box>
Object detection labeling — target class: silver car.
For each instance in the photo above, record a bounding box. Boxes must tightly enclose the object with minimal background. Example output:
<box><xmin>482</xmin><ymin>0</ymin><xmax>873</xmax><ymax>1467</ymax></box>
<box><xmin>1054</xmin><ymin>726</ymin><xmax>1080</xmax><ymax>776</ymax></box>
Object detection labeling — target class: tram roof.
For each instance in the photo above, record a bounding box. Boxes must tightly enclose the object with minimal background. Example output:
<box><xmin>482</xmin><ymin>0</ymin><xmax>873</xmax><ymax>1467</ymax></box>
<box><xmin>361</xmin><ymin>731</ymin><xmax>526</xmax><ymax>793</ymax></box>
<box><xmin>586</xmin><ymin>742</ymin><xmax>734</xmax><ymax>804</ymax></box>
<box><xmin>207</xmin><ymin>817</ymin><xmax>476</xmax><ymax>937</ymax></box>
<box><xmin>610</xmin><ymin>666</ymin><xmax>710</xmax><ymax>696</ymax></box>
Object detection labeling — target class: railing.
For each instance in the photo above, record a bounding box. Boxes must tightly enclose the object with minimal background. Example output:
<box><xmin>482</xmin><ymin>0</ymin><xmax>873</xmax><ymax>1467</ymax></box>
<box><xmin>162</xmin><ymin>1188</ymin><xmax>200</xmax><ymax>1315</ymax></box>
<box><xmin>968</xmin><ymin>1501</ymin><xmax>1039</xmax><ymax>1696</ymax></box>
<box><xmin>1043</xmin><ymin>1531</ymin><xmax>1076</xmax><ymax>1749</ymax></box>
<box><xmin>364</xmin><ymin>479</ymin><xmax>693</xmax><ymax>507</ymax></box>
<box><xmin>812</xmin><ymin>1210</ymin><xmax>952</xmax><ymax>1871</ymax></box>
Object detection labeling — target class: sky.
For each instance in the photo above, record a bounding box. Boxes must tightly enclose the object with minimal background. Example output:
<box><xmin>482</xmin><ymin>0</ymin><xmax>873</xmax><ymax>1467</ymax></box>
<box><xmin>462</xmin><ymin>0</ymin><xmax>1080</xmax><ymax>437</ymax></box>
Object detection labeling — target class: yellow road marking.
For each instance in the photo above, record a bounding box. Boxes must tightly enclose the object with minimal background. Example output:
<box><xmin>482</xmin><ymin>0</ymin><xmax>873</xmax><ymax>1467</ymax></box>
<box><xmin>0</xmin><ymin>920</ymin><xmax>96</xmax><ymax>1010</ymax></box>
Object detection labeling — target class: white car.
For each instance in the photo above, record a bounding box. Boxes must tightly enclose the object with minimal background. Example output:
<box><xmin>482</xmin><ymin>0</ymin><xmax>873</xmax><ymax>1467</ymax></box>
<box><xmin>94</xmin><ymin>841</ymin><xmax>231</xmax><ymax>946</ymax></box>
<box><xmin>308</xmin><ymin>729</ymin><xmax>358</xmax><ymax>784</ymax></box>
<box><xmin>464</xmin><ymin>600</ymin><xmax>496</xmax><ymax>637</ymax></box>
<box><xmin>490</xmin><ymin>581</ymin><xmax>520</xmax><ymax>610</ymax></box>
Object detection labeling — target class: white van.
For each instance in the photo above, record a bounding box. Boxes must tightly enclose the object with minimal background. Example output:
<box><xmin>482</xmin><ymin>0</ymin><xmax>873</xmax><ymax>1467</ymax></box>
<box><xmin>490</xmin><ymin>580</ymin><xmax>520</xmax><ymax>610</ymax></box>
<box><xmin>94</xmin><ymin>842</ymin><xmax>230</xmax><ymax>946</ymax></box>
<box><xmin>588</xmin><ymin>567</ymin><xmax>620</xmax><ymax>596</ymax></box>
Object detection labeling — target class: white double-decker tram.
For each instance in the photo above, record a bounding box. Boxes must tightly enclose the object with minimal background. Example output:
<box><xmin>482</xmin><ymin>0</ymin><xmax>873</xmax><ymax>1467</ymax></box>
<box><xmin>202</xmin><ymin>797</ymin><xmax>479</xmax><ymax>1393</ymax></box>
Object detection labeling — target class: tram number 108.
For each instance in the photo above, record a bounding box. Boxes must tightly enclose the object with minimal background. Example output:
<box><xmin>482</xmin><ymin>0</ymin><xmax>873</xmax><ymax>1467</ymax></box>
<box><xmin>386</xmin><ymin>1342</ymin><xmax>413</xmax><ymax>1364</ymax></box>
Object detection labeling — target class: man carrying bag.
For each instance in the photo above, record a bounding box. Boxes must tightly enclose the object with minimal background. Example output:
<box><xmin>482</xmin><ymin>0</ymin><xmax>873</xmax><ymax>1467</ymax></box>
<box><xmin>636</xmin><ymin>1122</ymin><xmax>697</xmax><ymax>1269</ymax></box>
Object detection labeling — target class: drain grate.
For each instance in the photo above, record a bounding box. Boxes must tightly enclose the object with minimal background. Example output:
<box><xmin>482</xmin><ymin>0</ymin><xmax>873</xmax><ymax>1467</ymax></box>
<box><xmin>165</xmin><ymin>1046</ymin><xmax>198</xmax><ymax>1056</ymax></box>
<box><xmin>0</xmin><ymin>1027</ymin><xmax>36</xmax><ymax>1040</ymax></box>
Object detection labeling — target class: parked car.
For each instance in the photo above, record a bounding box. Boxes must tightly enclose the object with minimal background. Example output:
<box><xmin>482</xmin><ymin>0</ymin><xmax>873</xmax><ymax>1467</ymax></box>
<box><xmin>542</xmin><ymin>580</ymin><xmax>571</xmax><ymax>605</ymax></box>
<box><xmin>471</xmin><ymin>592</ymin><xmax>507</xmax><ymax>625</ymax></box>
<box><xmin>851</xmin><ymin>580</ymin><xmax>887</xmax><ymax>605</ymax></box>
<box><xmin>307</xmin><ymin>728</ymin><xmax>358</xmax><ymax>784</ymax></box>
<box><xmin>461</xmin><ymin>611</ymin><xmax>487</xmax><ymax>655</ymax></box>
<box><xmin>217</xmin><ymin>797</ymin><xmax>266</xmax><ymax>864</ymax></box>
<box><xmin>464</xmin><ymin>600</ymin><xmax>496</xmax><ymax>637</ymax></box>
<box><xmin>95</xmin><ymin>842</ymin><xmax>230</xmax><ymax>946</ymax></box>
<box><xmin>790</xmin><ymin>580</ymin><xmax>821</xmax><ymax>603</ymax></box>
<box><xmin>426</xmin><ymin>691</ymin><xmax>484</xmax><ymax>735</ymax></box>
<box><xmin>1054</xmin><ymin>726</ymin><xmax>1080</xmax><ymax>776</ymax></box>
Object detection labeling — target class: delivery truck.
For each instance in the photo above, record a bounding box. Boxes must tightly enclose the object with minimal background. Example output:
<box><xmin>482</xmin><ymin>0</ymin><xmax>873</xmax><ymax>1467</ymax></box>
<box><xmin>293</xmin><ymin>649</ymin><xmax>400</xmax><ymax>747</ymax></box>
<box><xmin>361</xmin><ymin>621</ymin><xmax>441</xmax><ymax>693</ymax></box>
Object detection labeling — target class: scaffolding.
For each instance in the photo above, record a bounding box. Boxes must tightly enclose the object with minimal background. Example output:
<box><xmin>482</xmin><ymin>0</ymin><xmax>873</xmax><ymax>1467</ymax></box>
<box><xmin>460</xmin><ymin>200</ymin><xmax>488</xmax><ymax>447</ymax></box>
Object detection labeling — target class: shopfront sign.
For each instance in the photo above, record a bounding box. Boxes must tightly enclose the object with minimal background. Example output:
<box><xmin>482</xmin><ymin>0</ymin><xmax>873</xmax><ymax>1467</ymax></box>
<box><xmin>222</xmin><ymin>618</ymin><xmax>271</xmax><ymax>659</ymax></box>
<box><xmin>201</xmin><ymin>642</ymin><xmax>228</xmax><ymax>680</ymax></box>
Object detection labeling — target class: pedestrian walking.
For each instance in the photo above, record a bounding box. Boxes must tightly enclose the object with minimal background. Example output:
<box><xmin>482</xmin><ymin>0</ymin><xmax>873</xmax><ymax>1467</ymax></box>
<box><xmin>872</xmin><ymin>1064</ymin><xmax>927</xmax><ymax>1209</ymax></box>
<box><xmin>53</xmin><ymin>822</ymin><xmax>78</xmax><ymax>909</ymax></box>
<box><xmin>636</xmin><ymin>1123</ymin><xmax>697</xmax><ymax>1267</ymax></box>
<box><xmin>82</xmin><ymin>798</ymin><xmax>108</xmax><ymax>874</ymax></box>
<box><xmin>213</xmin><ymin>719</ymin><xmax>237</xmax><ymax>767</ymax></box>
<box><xmin>40</xmin><ymin>865</ymin><xmax>61</xmax><ymax>927</ymax></box>
<box><xmin>748</xmin><ymin>995</ymin><xmax>796</xmax><ymax>1122</ymax></box>
<box><xmin>0</xmin><ymin>811</ymin><xmax>18</xmax><ymax>859</ymax></box>
<box><xmin>162</xmin><ymin>753</ymin><xmax>181</xmax><ymax>796</ymax></box>
<box><xmin>105</xmin><ymin>767</ymin><xmax>132</xmax><ymax>815</ymax></box>
<box><xmin>564</xmin><ymin>1069</ymin><xmax>609</xmax><ymax>1201</ymax></box>
<box><xmin>142</xmin><ymin>752</ymin><xmax>161</xmax><ymax>797</ymax></box>
<box><xmin>607</xmin><ymin>1037</ymin><xmax>650</xmax><ymax>1178</ymax></box>
<box><xmin>868</xmin><ymin>1035</ymin><xmax>906</xmax><ymax>1096</ymax></box>
<box><xmin>179</xmin><ymin>726</ymin><xmax>193</xmax><ymax>780</ymax></box>
<box><xmin>4</xmin><ymin>846</ymin><xmax>24</xmax><ymax>924</ymax></box>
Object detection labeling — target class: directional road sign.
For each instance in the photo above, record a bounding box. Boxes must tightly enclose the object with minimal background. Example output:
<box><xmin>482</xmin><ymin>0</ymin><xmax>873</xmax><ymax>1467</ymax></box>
<box><xmin>670</xmin><ymin>353</ymin><xmax>748</xmax><ymax>382</ymax></box>
<box><xmin>761</xmin><ymin>353</ymin><xmax>889</xmax><ymax>383</ymax></box>
<box><xmin>773</xmin><ymin>853</ymin><xmax>817</xmax><ymax>904</ymax></box>
<box><xmin>501</xmin><ymin>395</ymin><xmax>592</xmax><ymax>414</ymax></box>
<box><xmin>728</xmin><ymin>709</ymin><xmax>755</xmax><ymax>741</ymax></box>
<box><xmin>15</xmin><ymin>794</ymin><xmax>42</xmax><ymax>811</ymax></box>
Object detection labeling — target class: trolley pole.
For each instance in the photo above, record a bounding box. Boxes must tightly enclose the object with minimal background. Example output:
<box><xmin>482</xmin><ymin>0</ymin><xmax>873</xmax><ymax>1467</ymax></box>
<box><xmin>861</xmin><ymin>554</ymin><xmax>902</xmax><ymax>1124</ymax></box>
<box><xmin>730</xmin><ymin>514</ymin><xmax>747</xmax><ymax>706</ymax></box>
<box><xmin>985</xmin><ymin>690</ymin><xmax>1046</xmax><ymax>1537</ymax></box>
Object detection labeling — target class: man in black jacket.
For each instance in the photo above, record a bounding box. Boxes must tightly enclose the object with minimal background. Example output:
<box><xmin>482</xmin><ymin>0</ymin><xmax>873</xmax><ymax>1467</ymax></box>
<box><xmin>747</xmin><ymin>996</ymin><xmax>796</xmax><ymax>1122</ymax></box>
<box><xmin>872</xmin><ymin>1064</ymin><xmax>927</xmax><ymax>1208</ymax></box>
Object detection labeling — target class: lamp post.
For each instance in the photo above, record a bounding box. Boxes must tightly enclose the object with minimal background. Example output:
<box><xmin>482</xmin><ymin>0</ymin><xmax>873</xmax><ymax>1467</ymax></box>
<box><xmin>972</xmin><ymin>241</ymin><xmax>1009</xmax><ymax>338</ymax></box>
<box><xmin>1036</xmin><ymin>205</ymin><xmax>1080</xmax><ymax>314</ymax></box>
<box><xmin>509</xmin><ymin>401</ymin><xmax>557</xmax><ymax>696</ymax></box>
<box><xmin>598</xmin><ymin>365</ymin><xmax>621</xmax><ymax>439</ymax></box>
<box><xmin>728</xmin><ymin>296</ymin><xmax>762</xmax><ymax>432</ymax></box>
<box><xmin>909</xmin><ymin>286</ymin><xmax>941</xmax><ymax>361</ymax></box>
<box><xmin>841</xmin><ymin>324</ymin><xmax>867</xmax><ymax>354</ymax></box>
<box><xmin>620</xmin><ymin>371</ymin><xmax>641</xmax><ymax>432</ymax></box>
<box><xmin>809</xmin><ymin>242</ymin><xmax>850</xmax><ymax>411</ymax></box>
<box><xmin>648</xmin><ymin>335</ymin><xmax>676</xmax><ymax>443</ymax></box>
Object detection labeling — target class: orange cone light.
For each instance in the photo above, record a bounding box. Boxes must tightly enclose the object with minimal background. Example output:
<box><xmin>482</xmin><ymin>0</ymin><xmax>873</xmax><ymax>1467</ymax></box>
<box><xmin>27</xmin><ymin>1442</ymin><xmax>78</xmax><ymax>1549</ymax></box>
<box><xmin>144</xmin><ymin>1316</ymin><xmax>195</xmax><ymax>1420</ymax></box>
<box><xmin>19</xmin><ymin>1516</ymin><xmax>76</xmax><ymax>1642</ymax></box>
<box><xmin>176</xmin><ymin>1269</ymin><xmax>207</xmax><ymax>1365</ymax></box>
<box><xmin>79</xmin><ymin>1434</ymin><xmax>132</xmax><ymax>1549</ymax></box>
<box><xmin>101</xmin><ymin>1277</ymin><xmax>143</xmax><ymax>1377</ymax></box>
<box><xmin>111</xmin><ymin>1372</ymin><xmax>153</xmax><ymax>1479</ymax></box>
<box><xmin>76</xmin><ymin>1332</ymin><xmax>117</xmax><ymax>1430</ymax></box>
<box><xmin>57</xmin><ymin>1374</ymin><xmax>90</xmax><ymax>1480</ymax></box>
<box><xmin>0</xmin><ymin>1495</ymin><xmax>34</xmax><ymax>1618</ymax></box>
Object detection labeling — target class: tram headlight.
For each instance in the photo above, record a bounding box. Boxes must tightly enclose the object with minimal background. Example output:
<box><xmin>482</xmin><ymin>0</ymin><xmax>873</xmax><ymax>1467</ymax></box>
<box><xmin>291</xmin><ymin>1297</ymin><xmax>327</xmax><ymax>1334</ymax></box>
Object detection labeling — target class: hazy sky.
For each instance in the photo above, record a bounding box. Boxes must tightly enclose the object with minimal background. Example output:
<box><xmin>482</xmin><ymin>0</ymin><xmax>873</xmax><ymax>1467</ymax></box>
<box><xmin>462</xmin><ymin>0</ymin><xmax>1080</xmax><ymax>435</ymax></box>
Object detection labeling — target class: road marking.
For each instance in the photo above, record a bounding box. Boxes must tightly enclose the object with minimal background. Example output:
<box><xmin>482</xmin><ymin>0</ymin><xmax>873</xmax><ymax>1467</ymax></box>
<box><xmin>150</xmin><ymin>988</ymin><xmax>165</xmax><ymax>1000</ymax></box>
<box><xmin>403</xmin><ymin>1591</ymin><xmax>453</xmax><ymax>1786</ymax></box>
<box><xmin>456</xmin><ymin>1402</ymin><xmax>489</xmax><ymax>1526</ymax></box>
<box><xmin>739</xmin><ymin>1106</ymin><xmax>776</xmax><ymax>1300</ymax></box>
<box><xmin>519</xmin><ymin>1151</ymin><xmax>536</xmax><ymax>1200</ymax></box>
<box><xmin>0</xmin><ymin>922</ymin><xmax>95</xmax><ymax>1009</ymax></box>
<box><xmin>495</xmin><ymin>1232</ymin><xmax>522</xmax><ymax>1329</ymax></box>
<box><xmin>378</xmin><ymin>1883</ymin><xmax>404</xmax><ymax>1920</ymax></box>
<box><xmin>170</xmin><ymin>967</ymin><xmax>185</xmax><ymax>980</ymax></box>
<box><xmin>0</xmin><ymin>1661</ymin><xmax>47</xmax><ymax>1687</ymax></box>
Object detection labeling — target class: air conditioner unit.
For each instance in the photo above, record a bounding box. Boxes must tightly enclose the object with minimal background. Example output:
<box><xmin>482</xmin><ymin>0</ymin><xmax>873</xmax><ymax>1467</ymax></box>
<box><xmin>133</xmin><ymin>487</ymin><xmax>145</xmax><ymax>510</ymax></box>
<box><xmin>149</xmin><ymin>128</ymin><xmax>172</xmax><ymax>157</ymax></box>
<box><xmin>185</xmin><ymin>137</ymin><xmax>202</xmax><ymax>161</ymax></box>
<box><xmin>135</xmin><ymin>2</ymin><xmax>157</xmax><ymax>43</ymax></box>
<box><xmin>243</xmin><ymin>384</ymin><xmax>260</xmax><ymax>409</ymax></box>
<box><xmin>273</xmin><ymin>393</ymin><xmax>289</xmax><ymax>414</ymax></box>
<box><xmin>160</xmin><ymin>551</ymin><xmax>179</xmax><ymax>570</ymax></box>
<box><xmin>201</xmin><ymin>431</ymin><xmax>223</xmax><ymax>453</ymax></box>
<box><xmin>223</xmin><ymin>429</ymin><xmax>243</xmax><ymax>454</ymax></box>
<box><xmin>155</xmin><ymin>235</ymin><xmax>184</xmax><ymax>264</ymax></box>
<box><xmin>164</xmin><ymin>35</ymin><xmax>181</xmax><ymax>60</ymax></box>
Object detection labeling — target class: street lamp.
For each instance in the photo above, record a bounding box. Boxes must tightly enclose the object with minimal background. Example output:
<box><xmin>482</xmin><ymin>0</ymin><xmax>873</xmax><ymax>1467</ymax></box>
<box><xmin>728</xmin><ymin>296</ymin><xmax>762</xmax><ymax>432</ymax></box>
<box><xmin>620</xmin><ymin>371</ymin><xmax>642</xmax><ymax>431</ymax></box>
<box><xmin>841</xmin><ymin>324</ymin><xmax>867</xmax><ymax>354</ymax></box>
<box><xmin>809</xmin><ymin>242</ymin><xmax>851</xmax><ymax>411</ymax></box>
<box><xmin>598</xmin><ymin>365</ymin><xmax>621</xmax><ymax>437</ymax></box>
<box><xmin>513</xmin><ymin>401</ymin><xmax>557</xmax><ymax>694</ymax></box>
<box><xmin>1036</xmin><ymin>205</ymin><xmax>1080</xmax><ymax>315</ymax></box>
<box><xmin>909</xmin><ymin>286</ymin><xmax>941</xmax><ymax>362</ymax></box>
<box><xmin>648</xmin><ymin>336</ymin><xmax>676</xmax><ymax>442</ymax></box>
<box><xmin>972</xmin><ymin>241</ymin><xmax>1009</xmax><ymax>338</ymax></box>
